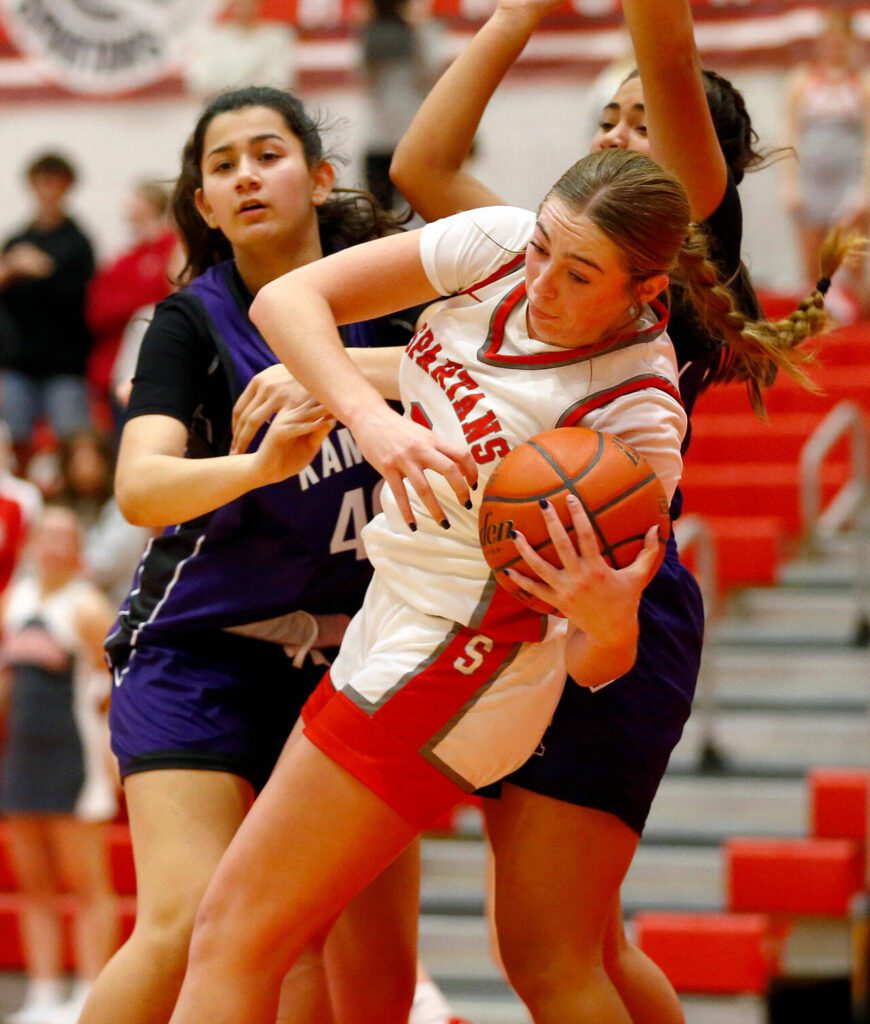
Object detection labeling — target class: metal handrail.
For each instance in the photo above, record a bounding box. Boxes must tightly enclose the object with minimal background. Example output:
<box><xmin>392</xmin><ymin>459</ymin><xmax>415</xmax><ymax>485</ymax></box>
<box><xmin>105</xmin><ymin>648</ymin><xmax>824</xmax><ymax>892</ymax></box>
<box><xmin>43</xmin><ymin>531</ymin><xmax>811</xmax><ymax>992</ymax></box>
<box><xmin>800</xmin><ymin>400</ymin><xmax>868</xmax><ymax>542</ymax></box>
<box><xmin>674</xmin><ymin>513</ymin><xmax>722</xmax><ymax>767</ymax></box>
<box><xmin>674</xmin><ymin>513</ymin><xmax>718</xmax><ymax>619</ymax></box>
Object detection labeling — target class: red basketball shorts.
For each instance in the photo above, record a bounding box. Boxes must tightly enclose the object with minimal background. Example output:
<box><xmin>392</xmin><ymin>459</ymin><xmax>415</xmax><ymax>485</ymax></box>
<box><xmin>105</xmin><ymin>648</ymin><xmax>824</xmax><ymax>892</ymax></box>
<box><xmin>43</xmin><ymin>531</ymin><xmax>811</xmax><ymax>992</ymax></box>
<box><xmin>302</xmin><ymin>574</ymin><xmax>567</xmax><ymax>828</ymax></box>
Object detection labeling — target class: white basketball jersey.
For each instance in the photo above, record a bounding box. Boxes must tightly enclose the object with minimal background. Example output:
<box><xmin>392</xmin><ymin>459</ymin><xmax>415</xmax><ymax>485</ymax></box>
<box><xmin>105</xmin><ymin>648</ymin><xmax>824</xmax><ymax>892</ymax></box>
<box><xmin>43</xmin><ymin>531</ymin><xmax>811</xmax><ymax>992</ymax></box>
<box><xmin>362</xmin><ymin>206</ymin><xmax>687</xmax><ymax>626</ymax></box>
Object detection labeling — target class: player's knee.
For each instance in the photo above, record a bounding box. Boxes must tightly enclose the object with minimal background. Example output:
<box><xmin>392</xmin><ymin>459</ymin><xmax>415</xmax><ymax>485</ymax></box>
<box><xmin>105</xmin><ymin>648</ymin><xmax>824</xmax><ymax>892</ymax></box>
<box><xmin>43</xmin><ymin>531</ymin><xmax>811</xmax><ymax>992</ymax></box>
<box><xmin>500</xmin><ymin>938</ymin><xmax>601</xmax><ymax>1011</ymax></box>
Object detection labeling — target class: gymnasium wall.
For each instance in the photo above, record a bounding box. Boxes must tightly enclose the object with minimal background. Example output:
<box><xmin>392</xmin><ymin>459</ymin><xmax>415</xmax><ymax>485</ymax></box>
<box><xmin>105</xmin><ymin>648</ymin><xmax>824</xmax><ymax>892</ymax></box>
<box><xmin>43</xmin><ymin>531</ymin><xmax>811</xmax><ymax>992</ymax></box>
<box><xmin>2</xmin><ymin>0</ymin><xmax>855</xmax><ymax>290</ymax></box>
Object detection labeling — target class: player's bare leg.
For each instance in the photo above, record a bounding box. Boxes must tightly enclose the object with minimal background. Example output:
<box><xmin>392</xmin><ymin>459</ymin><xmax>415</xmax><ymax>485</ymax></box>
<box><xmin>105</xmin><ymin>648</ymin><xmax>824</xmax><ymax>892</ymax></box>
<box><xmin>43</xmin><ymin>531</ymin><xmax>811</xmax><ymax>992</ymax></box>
<box><xmin>169</xmin><ymin>733</ymin><xmax>419</xmax><ymax>1024</ymax></box>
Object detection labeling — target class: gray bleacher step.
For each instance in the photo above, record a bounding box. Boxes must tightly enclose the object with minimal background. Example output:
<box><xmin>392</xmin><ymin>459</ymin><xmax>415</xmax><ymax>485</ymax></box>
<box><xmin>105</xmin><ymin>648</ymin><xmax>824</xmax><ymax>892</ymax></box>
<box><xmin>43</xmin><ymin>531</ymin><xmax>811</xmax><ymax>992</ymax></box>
<box><xmin>644</xmin><ymin>777</ymin><xmax>806</xmax><ymax>843</ymax></box>
<box><xmin>670</xmin><ymin>711</ymin><xmax>870</xmax><ymax>773</ymax></box>
<box><xmin>623</xmin><ymin>845</ymin><xmax>722</xmax><ymax>913</ymax></box>
<box><xmin>778</xmin><ymin>554</ymin><xmax>870</xmax><ymax>590</ymax></box>
<box><xmin>442</xmin><ymin>995</ymin><xmax>529</xmax><ymax>1024</ymax></box>
<box><xmin>438</xmin><ymin>793</ymin><xmax>803</xmax><ymax>845</ymax></box>
<box><xmin>425</xmin><ymin>923</ymin><xmax>777</xmax><ymax>1024</ymax></box>
<box><xmin>681</xmin><ymin>995</ymin><xmax>766</xmax><ymax>1024</ymax></box>
<box><xmin>709</xmin><ymin>589</ymin><xmax>869</xmax><ymax>647</ymax></box>
<box><xmin>704</xmin><ymin>646</ymin><xmax>870</xmax><ymax>685</ymax></box>
<box><xmin>442</xmin><ymin>992</ymin><xmax>768</xmax><ymax>1024</ymax></box>
<box><xmin>419</xmin><ymin>914</ymin><xmax>494</xmax><ymax>968</ymax></box>
<box><xmin>696</xmin><ymin>646</ymin><xmax>870</xmax><ymax>706</ymax></box>
<box><xmin>778</xmin><ymin>530</ymin><xmax>870</xmax><ymax>589</ymax></box>
<box><xmin>421</xmin><ymin>839</ymin><xmax>723</xmax><ymax>915</ymax></box>
<box><xmin>784</xmin><ymin>917</ymin><xmax>853</xmax><ymax>975</ymax></box>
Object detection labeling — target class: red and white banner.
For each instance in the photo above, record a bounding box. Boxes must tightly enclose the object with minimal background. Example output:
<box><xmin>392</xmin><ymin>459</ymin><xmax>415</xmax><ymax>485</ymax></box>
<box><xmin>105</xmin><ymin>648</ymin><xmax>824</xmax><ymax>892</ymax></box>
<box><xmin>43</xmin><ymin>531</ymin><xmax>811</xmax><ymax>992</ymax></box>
<box><xmin>0</xmin><ymin>1</ymin><xmax>867</xmax><ymax>99</ymax></box>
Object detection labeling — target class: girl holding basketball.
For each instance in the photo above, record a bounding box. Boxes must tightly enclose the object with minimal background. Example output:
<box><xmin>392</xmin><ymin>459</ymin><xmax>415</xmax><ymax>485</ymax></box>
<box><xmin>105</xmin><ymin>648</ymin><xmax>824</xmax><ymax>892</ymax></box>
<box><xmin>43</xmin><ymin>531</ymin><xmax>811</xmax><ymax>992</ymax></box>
<box><xmin>165</xmin><ymin>141</ymin><xmax>842</xmax><ymax>1024</ymax></box>
<box><xmin>77</xmin><ymin>86</ymin><xmax>445</xmax><ymax>1024</ymax></box>
<box><xmin>387</xmin><ymin>0</ymin><xmax>852</xmax><ymax>1019</ymax></box>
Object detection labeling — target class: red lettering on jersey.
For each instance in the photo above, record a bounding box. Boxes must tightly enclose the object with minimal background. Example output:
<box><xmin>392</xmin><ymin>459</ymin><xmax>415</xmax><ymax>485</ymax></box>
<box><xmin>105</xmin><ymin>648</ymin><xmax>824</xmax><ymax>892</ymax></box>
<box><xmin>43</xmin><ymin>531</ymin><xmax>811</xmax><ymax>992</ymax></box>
<box><xmin>470</xmin><ymin>437</ymin><xmax>511</xmax><ymax>464</ymax></box>
<box><xmin>407</xmin><ymin>325</ymin><xmax>434</xmax><ymax>356</ymax></box>
<box><xmin>453</xmin><ymin>392</ymin><xmax>483</xmax><ymax>421</ymax></box>
<box><xmin>463</xmin><ymin>409</ymin><xmax>501</xmax><ymax>444</ymax></box>
<box><xmin>404</xmin><ymin>331</ymin><xmax>511</xmax><ymax>468</ymax></box>
<box><xmin>415</xmin><ymin>344</ymin><xmax>443</xmax><ymax>372</ymax></box>
<box><xmin>430</xmin><ymin>359</ymin><xmax>462</xmax><ymax>387</ymax></box>
<box><xmin>445</xmin><ymin>370</ymin><xmax>477</xmax><ymax>401</ymax></box>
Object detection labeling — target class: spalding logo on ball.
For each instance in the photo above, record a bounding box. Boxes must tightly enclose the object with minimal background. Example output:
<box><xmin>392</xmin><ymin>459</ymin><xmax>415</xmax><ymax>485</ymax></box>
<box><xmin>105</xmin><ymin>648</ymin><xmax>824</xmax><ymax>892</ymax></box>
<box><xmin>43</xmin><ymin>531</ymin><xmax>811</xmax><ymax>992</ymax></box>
<box><xmin>479</xmin><ymin>427</ymin><xmax>671</xmax><ymax>615</ymax></box>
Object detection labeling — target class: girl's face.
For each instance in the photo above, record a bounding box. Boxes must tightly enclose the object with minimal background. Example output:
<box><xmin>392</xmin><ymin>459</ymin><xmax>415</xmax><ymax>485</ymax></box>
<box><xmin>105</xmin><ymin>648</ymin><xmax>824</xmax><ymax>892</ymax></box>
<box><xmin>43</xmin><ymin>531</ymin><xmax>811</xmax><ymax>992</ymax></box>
<box><xmin>590</xmin><ymin>77</ymin><xmax>651</xmax><ymax>157</ymax></box>
<box><xmin>524</xmin><ymin>198</ymin><xmax>667</xmax><ymax>351</ymax></box>
<box><xmin>194</xmin><ymin>106</ymin><xmax>334</xmax><ymax>255</ymax></box>
<box><xmin>66</xmin><ymin>439</ymin><xmax>108</xmax><ymax>498</ymax></box>
<box><xmin>125</xmin><ymin>189</ymin><xmax>163</xmax><ymax>240</ymax></box>
<box><xmin>35</xmin><ymin>508</ymin><xmax>81</xmax><ymax>576</ymax></box>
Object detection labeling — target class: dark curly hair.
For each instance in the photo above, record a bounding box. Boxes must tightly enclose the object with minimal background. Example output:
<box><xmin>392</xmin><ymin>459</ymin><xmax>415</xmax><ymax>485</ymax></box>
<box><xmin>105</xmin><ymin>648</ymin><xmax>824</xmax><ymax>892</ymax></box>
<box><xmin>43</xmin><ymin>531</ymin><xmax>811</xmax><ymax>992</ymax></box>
<box><xmin>172</xmin><ymin>86</ymin><xmax>408</xmax><ymax>283</ymax></box>
<box><xmin>623</xmin><ymin>67</ymin><xmax>775</xmax><ymax>184</ymax></box>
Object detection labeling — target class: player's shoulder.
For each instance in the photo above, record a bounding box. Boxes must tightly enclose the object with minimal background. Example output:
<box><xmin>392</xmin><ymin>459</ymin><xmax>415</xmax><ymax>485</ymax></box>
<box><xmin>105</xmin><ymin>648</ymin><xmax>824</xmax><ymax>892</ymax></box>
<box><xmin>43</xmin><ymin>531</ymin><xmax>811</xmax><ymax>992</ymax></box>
<box><xmin>426</xmin><ymin>205</ymin><xmax>533</xmax><ymax>246</ymax></box>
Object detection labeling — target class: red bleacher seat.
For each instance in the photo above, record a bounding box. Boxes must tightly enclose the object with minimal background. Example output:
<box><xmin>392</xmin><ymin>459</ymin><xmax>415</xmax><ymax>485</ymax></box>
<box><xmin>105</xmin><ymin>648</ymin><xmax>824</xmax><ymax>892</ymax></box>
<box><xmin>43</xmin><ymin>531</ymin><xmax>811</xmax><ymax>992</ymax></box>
<box><xmin>808</xmin><ymin>769</ymin><xmax>869</xmax><ymax>842</ymax></box>
<box><xmin>680</xmin><ymin>515</ymin><xmax>783</xmax><ymax>588</ymax></box>
<box><xmin>634</xmin><ymin>911</ymin><xmax>781</xmax><ymax>994</ymax></box>
<box><xmin>689</xmin><ymin>412</ymin><xmax>832</xmax><ymax>465</ymax></box>
<box><xmin>680</xmin><ymin>462</ymin><xmax>849</xmax><ymax>533</ymax></box>
<box><xmin>726</xmin><ymin>837</ymin><xmax>865</xmax><ymax>916</ymax></box>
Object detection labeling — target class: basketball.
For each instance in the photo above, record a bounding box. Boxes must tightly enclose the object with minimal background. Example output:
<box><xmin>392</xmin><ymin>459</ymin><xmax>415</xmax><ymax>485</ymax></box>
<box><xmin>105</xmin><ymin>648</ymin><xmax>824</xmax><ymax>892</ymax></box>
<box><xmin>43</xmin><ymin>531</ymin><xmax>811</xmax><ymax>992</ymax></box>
<box><xmin>478</xmin><ymin>427</ymin><xmax>671</xmax><ymax>614</ymax></box>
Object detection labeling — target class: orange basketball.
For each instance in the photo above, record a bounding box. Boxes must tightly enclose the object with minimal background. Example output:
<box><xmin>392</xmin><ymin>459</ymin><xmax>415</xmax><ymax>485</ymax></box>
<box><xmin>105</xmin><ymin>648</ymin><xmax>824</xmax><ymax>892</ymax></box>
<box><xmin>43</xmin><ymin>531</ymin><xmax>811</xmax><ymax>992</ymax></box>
<box><xmin>478</xmin><ymin>427</ymin><xmax>671</xmax><ymax>614</ymax></box>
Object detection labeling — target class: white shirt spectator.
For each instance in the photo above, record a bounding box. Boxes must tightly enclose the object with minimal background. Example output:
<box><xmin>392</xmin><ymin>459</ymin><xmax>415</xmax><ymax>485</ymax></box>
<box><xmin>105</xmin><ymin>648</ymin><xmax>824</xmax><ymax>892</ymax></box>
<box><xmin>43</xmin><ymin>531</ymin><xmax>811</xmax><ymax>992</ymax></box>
<box><xmin>184</xmin><ymin>17</ymin><xmax>297</xmax><ymax>97</ymax></box>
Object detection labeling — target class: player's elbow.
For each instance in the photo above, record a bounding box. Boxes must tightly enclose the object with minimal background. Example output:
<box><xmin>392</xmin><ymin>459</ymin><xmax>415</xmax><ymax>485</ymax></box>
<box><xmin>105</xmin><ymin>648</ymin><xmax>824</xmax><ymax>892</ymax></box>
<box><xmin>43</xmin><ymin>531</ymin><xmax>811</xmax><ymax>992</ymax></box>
<box><xmin>114</xmin><ymin>470</ymin><xmax>164</xmax><ymax>528</ymax></box>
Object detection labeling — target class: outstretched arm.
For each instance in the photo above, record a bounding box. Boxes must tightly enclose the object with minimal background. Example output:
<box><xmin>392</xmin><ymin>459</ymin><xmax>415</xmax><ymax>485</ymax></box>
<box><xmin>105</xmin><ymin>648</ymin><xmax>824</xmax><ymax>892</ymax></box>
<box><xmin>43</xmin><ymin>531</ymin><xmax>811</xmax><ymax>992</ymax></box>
<box><xmin>250</xmin><ymin>230</ymin><xmax>478</xmax><ymax>527</ymax></box>
<box><xmin>390</xmin><ymin>0</ymin><xmax>563</xmax><ymax>220</ymax></box>
<box><xmin>621</xmin><ymin>0</ymin><xmax>727</xmax><ymax>220</ymax></box>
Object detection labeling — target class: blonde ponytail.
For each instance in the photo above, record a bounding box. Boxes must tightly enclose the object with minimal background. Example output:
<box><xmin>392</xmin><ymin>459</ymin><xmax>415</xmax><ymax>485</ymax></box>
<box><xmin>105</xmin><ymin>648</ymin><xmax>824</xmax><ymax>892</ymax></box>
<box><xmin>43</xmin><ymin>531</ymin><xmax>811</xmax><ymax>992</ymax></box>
<box><xmin>675</xmin><ymin>223</ymin><xmax>862</xmax><ymax>415</ymax></box>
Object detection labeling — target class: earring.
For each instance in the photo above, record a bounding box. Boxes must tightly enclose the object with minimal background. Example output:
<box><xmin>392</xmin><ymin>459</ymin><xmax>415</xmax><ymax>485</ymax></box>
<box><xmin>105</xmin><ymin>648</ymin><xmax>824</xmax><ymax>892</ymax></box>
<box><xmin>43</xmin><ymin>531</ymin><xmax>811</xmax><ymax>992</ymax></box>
<box><xmin>628</xmin><ymin>303</ymin><xmax>639</xmax><ymax>319</ymax></box>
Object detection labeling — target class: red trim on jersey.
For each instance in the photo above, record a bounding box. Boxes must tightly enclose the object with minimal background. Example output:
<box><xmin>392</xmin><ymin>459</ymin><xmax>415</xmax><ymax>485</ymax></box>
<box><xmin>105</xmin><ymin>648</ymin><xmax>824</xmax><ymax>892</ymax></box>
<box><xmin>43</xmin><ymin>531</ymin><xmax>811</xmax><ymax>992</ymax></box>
<box><xmin>456</xmin><ymin>253</ymin><xmax>525</xmax><ymax>301</ymax></box>
<box><xmin>409</xmin><ymin>402</ymin><xmax>433</xmax><ymax>430</ymax></box>
<box><xmin>479</xmin><ymin>291</ymin><xmax>670</xmax><ymax>369</ymax></box>
<box><xmin>301</xmin><ymin>586</ymin><xmax>546</xmax><ymax>828</ymax></box>
<box><xmin>557</xmin><ymin>373</ymin><xmax>685</xmax><ymax>428</ymax></box>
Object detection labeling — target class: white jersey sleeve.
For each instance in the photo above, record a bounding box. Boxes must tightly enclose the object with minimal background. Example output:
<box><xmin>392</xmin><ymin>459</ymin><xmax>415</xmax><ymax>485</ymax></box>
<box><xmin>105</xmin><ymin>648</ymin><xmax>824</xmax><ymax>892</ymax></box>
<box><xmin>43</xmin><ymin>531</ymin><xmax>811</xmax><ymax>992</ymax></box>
<box><xmin>419</xmin><ymin>207</ymin><xmax>535</xmax><ymax>297</ymax></box>
<box><xmin>583</xmin><ymin>388</ymin><xmax>686</xmax><ymax>502</ymax></box>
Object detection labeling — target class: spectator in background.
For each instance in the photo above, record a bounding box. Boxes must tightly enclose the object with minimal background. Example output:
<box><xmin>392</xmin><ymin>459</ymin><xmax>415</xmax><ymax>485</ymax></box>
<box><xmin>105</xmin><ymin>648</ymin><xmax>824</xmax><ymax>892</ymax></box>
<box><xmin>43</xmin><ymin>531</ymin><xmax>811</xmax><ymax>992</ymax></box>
<box><xmin>85</xmin><ymin>181</ymin><xmax>178</xmax><ymax>436</ymax></box>
<box><xmin>58</xmin><ymin>431</ymin><xmax>149</xmax><ymax>609</ymax></box>
<box><xmin>0</xmin><ymin>153</ymin><xmax>95</xmax><ymax>475</ymax></box>
<box><xmin>784</xmin><ymin>8</ymin><xmax>870</xmax><ymax>318</ymax></box>
<box><xmin>0</xmin><ymin>421</ymin><xmax>42</xmax><ymax>597</ymax></box>
<box><xmin>359</xmin><ymin>0</ymin><xmax>444</xmax><ymax>210</ymax></box>
<box><xmin>183</xmin><ymin>0</ymin><xmax>298</xmax><ymax>99</ymax></box>
<box><xmin>0</xmin><ymin>505</ymin><xmax>118</xmax><ymax>1024</ymax></box>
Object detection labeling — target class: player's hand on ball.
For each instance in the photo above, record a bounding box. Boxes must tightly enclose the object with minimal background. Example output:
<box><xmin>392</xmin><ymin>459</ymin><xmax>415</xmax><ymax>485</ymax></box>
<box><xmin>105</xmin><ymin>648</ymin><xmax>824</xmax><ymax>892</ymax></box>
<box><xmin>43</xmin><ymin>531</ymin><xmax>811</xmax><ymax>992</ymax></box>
<box><xmin>349</xmin><ymin>405</ymin><xmax>478</xmax><ymax>530</ymax></box>
<box><xmin>231</xmin><ymin>364</ymin><xmax>312</xmax><ymax>455</ymax></box>
<box><xmin>504</xmin><ymin>494</ymin><xmax>660</xmax><ymax>640</ymax></box>
<box><xmin>251</xmin><ymin>399</ymin><xmax>335</xmax><ymax>486</ymax></box>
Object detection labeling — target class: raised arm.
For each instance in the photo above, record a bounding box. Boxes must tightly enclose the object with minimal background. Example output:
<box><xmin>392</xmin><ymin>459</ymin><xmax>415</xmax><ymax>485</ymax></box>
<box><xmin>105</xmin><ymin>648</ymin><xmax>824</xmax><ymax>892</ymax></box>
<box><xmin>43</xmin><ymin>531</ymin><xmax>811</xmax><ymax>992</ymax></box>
<box><xmin>250</xmin><ymin>230</ymin><xmax>478</xmax><ymax>525</ymax></box>
<box><xmin>621</xmin><ymin>0</ymin><xmax>727</xmax><ymax>220</ymax></box>
<box><xmin>390</xmin><ymin>0</ymin><xmax>563</xmax><ymax>220</ymax></box>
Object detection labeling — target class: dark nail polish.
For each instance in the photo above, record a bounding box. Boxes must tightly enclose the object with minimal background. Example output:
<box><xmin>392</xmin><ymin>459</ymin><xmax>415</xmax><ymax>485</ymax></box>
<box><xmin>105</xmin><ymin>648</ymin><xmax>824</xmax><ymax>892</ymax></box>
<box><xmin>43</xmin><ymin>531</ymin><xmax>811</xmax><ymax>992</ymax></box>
<box><xmin>408</xmin><ymin>522</ymin><xmax>418</xmax><ymax>532</ymax></box>
<box><xmin>440</xmin><ymin>519</ymin><xmax>450</xmax><ymax>530</ymax></box>
<box><xmin>539</xmin><ymin>499</ymin><xmax>549</xmax><ymax>509</ymax></box>
<box><xmin>508</xmin><ymin>529</ymin><xmax>517</xmax><ymax>539</ymax></box>
<box><xmin>471</xmin><ymin>482</ymin><xmax>478</xmax><ymax>491</ymax></box>
<box><xmin>464</xmin><ymin>499</ymin><xmax>473</xmax><ymax>510</ymax></box>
